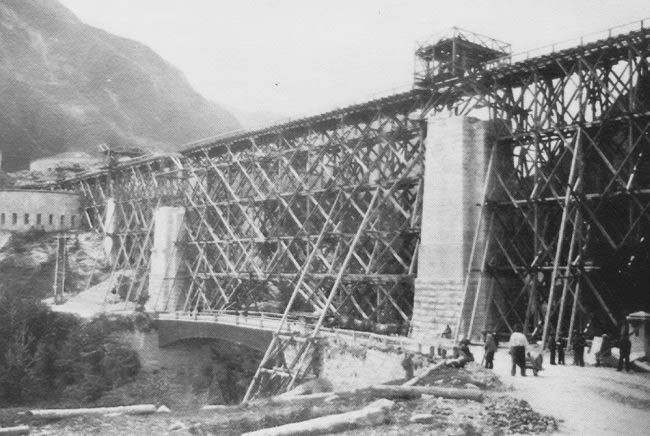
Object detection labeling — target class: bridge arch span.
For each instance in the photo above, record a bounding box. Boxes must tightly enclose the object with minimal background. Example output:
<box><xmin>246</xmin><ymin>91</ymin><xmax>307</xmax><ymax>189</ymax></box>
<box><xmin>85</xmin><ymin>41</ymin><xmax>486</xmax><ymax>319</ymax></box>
<box><xmin>155</xmin><ymin>318</ymin><xmax>273</xmax><ymax>352</ymax></box>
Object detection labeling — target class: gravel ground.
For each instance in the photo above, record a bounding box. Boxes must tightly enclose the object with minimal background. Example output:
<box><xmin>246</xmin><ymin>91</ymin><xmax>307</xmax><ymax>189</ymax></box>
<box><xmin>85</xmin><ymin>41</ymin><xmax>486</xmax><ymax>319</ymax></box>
<box><xmin>5</xmin><ymin>346</ymin><xmax>646</xmax><ymax>435</ymax></box>
<box><xmin>476</xmin><ymin>345</ymin><xmax>650</xmax><ymax>435</ymax></box>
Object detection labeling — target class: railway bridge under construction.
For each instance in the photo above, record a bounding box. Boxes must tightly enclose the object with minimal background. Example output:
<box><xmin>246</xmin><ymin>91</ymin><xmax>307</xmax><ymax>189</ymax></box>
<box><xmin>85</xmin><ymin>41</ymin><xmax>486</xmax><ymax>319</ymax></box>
<box><xmin>40</xmin><ymin>22</ymin><xmax>650</xmax><ymax>399</ymax></box>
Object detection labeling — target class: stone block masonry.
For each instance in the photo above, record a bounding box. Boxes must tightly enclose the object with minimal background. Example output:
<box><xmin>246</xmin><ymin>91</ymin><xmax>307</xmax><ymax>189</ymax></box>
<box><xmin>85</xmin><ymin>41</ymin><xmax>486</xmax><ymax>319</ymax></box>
<box><xmin>146</xmin><ymin>207</ymin><xmax>186</xmax><ymax>312</ymax></box>
<box><xmin>411</xmin><ymin>116</ymin><xmax>491</xmax><ymax>342</ymax></box>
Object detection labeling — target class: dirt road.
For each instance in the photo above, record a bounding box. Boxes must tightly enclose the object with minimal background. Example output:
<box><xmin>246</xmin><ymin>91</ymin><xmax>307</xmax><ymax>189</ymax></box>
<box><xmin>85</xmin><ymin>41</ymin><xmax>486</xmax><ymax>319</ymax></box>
<box><xmin>477</xmin><ymin>346</ymin><xmax>650</xmax><ymax>435</ymax></box>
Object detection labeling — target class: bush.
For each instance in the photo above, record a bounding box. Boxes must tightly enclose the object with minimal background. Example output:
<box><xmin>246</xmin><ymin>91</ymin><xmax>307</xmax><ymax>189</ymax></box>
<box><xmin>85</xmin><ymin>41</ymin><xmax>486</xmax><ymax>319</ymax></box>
<box><xmin>0</xmin><ymin>291</ymin><xmax>142</xmax><ymax>406</ymax></box>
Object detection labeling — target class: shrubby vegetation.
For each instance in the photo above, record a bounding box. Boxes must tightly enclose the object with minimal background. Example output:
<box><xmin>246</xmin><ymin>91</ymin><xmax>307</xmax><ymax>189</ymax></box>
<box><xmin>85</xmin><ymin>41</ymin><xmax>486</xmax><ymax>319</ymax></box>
<box><xmin>0</xmin><ymin>290</ymin><xmax>146</xmax><ymax>407</ymax></box>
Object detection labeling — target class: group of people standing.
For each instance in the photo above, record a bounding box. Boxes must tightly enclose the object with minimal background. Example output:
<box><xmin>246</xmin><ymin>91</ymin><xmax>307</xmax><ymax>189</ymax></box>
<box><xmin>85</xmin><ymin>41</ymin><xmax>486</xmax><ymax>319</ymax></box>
<box><xmin>480</xmin><ymin>326</ymin><xmax>534</xmax><ymax>375</ymax></box>
<box><xmin>479</xmin><ymin>326</ymin><xmax>632</xmax><ymax>374</ymax></box>
<box><xmin>547</xmin><ymin>334</ymin><xmax>570</xmax><ymax>365</ymax></box>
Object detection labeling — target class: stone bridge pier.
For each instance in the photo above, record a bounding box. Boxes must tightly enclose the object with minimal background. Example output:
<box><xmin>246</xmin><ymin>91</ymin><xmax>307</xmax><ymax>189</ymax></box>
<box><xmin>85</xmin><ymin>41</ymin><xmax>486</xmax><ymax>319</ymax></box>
<box><xmin>145</xmin><ymin>206</ymin><xmax>186</xmax><ymax>312</ymax></box>
<box><xmin>410</xmin><ymin>115</ymin><xmax>497</xmax><ymax>341</ymax></box>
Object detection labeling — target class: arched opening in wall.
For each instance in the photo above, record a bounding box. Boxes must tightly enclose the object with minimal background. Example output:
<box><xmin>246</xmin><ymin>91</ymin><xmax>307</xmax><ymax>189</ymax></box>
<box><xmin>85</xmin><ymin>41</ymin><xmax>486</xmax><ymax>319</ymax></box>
<box><xmin>157</xmin><ymin>335</ymin><xmax>264</xmax><ymax>405</ymax></box>
<box><xmin>24</xmin><ymin>214</ymin><xmax>29</xmax><ymax>225</ymax></box>
<box><xmin>71</xmin><ymin>215</ymin><xmax>76</xmax><ymax>227</ymax></box>
<box><xmin>60</xmin><ymin>215</ymin><xmax>65</xmax><ymax>228</ymax></box>
<box><xmin>1</xmin><ymin>213</ymin><xmax>4</xmax><ymax>225</ymax></box>
<box><xmin>36</xmin><ymin>214</ymin><xmax>42</xmax><ymax>226</ymax></box>
<box><xmin>49</xmin><ymin>214</ymin><xmax>53</xmax><ymax>226</ymax></box>
<box><xmin>12</xmin><ymin>213</ymin><xmax>17</xmax><ymax>225</ymax></box>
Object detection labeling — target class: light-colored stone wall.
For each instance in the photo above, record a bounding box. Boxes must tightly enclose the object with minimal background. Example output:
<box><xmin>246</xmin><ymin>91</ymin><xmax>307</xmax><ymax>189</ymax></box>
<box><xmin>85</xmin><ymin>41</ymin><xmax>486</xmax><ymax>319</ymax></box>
<box><xmin>147</xmin><ymin>207</ymin><xmax>186</xmax><ymax>312</ymax></box>
<box><xmin>412</xmin><ymin>116</ymin><xmax>490</xmax><ymax>341</ymax></box>
<box><xmin>0</xmin><ymin>189</ymin><xmax>81</xmax><ymax>232</ymax></box>
<box><xmin>417</xmin><ymin>116</ymin><xmax>488</xmax><ymax>279</ymax></box>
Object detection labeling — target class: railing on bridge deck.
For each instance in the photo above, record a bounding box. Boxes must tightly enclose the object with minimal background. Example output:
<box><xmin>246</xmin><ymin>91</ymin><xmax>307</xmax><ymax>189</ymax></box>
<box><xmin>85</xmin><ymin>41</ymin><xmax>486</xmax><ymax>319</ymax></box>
<box><xmin>156</xmin><ymin>310</ymin><xmax>455</xmax><ymax>356</ymax></box>
<box><xmin>484</xmin><ymin>17</ymin><xmax>649</xmax><ymax>69</ymax></box>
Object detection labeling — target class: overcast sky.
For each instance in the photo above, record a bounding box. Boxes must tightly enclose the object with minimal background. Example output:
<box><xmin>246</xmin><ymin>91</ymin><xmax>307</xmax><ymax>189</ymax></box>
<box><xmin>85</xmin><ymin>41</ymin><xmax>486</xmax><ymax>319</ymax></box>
<box><xmin>60</xmin><ymin>0</ymin><xmax>649</xmax><ymax>119</ymax></box>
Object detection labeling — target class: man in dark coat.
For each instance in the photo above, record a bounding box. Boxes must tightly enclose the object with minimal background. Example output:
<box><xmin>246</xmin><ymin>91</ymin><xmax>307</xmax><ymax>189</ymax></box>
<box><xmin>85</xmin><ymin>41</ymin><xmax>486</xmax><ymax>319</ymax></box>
<box><xmin>617</xmin><ymin>335</ymin><xmax>632</xmax><ymax>372</ymax></box>
<box><xmin>572</xmin><ymin>332</ymin><xmax>586</xmax><ymax>367</ymax></box>
<box><xmin>556</xmin><ymin>336</ymin><xmax>567</xmax><ymax>365</ymax></box>
<box><xmin>484</xmin><ymin>332</ymin><xmax>498</xmax><ymax>369</ymax></box>
<box><xmin>548</xmin><ymin>335</ymin><xmax>557</xmax><ymax>365</ymax></box>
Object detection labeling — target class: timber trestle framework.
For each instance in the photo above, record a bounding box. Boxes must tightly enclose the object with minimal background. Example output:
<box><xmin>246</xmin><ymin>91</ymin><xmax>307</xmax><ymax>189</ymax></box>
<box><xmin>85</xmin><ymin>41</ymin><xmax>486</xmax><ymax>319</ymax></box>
<box><xmin>41</xmin><ymin>21</ymin><xmax>650</xmax><ymax>398</ymax></box>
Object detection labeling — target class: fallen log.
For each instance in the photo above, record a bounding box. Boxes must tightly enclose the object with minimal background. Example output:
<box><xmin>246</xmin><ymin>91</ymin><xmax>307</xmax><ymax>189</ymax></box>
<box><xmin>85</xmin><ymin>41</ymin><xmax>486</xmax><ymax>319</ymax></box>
<box><xmin>402</xmin><ymin>357</ymin><xmax>468</xmax><ymax>387</ymax></box>
<box><xmin>241</xmin><ymin>399</ymin><xmax>394</xmax><ymax>436</ymax></box>
<box><xmin>402</xmin><ymin>361</ymin><xmax>447</xmax><ymax>387</ymax></box>
<box><xmin>0</xmin><ymin>426</ymin><xmax>30</xmax><ymax>435</ymax></box>
<box><xmin>269</xmin><ymin>392</ymin><xmax>335</xmax><ymax>404</ymax></box>
<box><xmin>29</xmin><ymin>404</ymin><xmax>157</xmax><ymax>419</ymax></box>
<box><xmin>266</xmin><ymin>383</ymin><xmax>481</xmax><ymax>406</ymax></box>
<box><xmin>200</xmin><ymin>404</ymin><xmax>233</xmax><ymax>412</ymax></box>
<box><xmin>369</xmin><ymin>385</ymin><xmax>483</xmax><ymax>402</ymax></box>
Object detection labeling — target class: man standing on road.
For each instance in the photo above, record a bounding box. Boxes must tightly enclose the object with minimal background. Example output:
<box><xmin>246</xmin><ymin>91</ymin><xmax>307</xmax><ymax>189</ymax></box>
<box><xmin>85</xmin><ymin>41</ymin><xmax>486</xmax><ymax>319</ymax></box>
<box><xmin>572</xmin><ymin>332</ymin><xmax>586</xmax><ymax>367</ymax></box>
<box><xmin>556</xmin><ymin>336</ymin><xmax>567</xmax><ymax>365</ymax></box>
<box><xmin>548</xmin><ymin>334</ymin><xmax>557</xmax><ymax>365</ymax></box>
<box><xmin>617</xmin><ymin>334</ymin><xmax>631</xmax><ymax>372</ymax></box>
<box><xmin>484</xmin><ymin>332</ymin><xmax>498</xmax><ymax>369</ymax></box>
<box><xmin>508</xmin><ymin>324</ymin><xmax>528</xmax><ymax>376</ymax></box>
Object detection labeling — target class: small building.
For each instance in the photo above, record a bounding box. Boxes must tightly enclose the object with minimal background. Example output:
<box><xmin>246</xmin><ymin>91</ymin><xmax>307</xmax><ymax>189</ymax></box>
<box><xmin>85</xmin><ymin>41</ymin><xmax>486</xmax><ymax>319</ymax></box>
<box><xmin>29</xmin><ymin>152</ymin><xmax>101</xmax><ymax>173</ymax></box>
<box><xmin>0</xmin><ymin>189</ymin><xmax>81</xmax><ymax>232</ymax></box>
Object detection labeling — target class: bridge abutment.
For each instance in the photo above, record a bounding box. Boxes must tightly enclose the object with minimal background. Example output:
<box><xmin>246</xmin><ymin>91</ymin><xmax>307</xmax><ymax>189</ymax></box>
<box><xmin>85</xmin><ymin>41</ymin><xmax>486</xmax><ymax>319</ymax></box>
<box><xmin>411</xmin><ymin>115</ymin><xmax>493</xmax><ymax>341</ymax></box>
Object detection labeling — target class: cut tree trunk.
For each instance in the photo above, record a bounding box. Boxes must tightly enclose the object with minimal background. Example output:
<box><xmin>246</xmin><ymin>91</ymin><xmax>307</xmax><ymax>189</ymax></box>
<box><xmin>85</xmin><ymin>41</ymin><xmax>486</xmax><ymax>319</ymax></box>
<box><xmin>241</xmin><ymin>399</ymin><xmax>394</xmax><ymax>436</ymax></box>
<box><xmin>402</xmin><ymin>361</ymin><xmax>449</xmax><ymax>387</ymax></box>
<box><xmin>266</xmin><ymin>384</ymin><xmax>482</xmax><ymax>405</ymax></box>
<box><xmin>371</xmin><ymin>385</ymin><xmax>483</xmax><ymax>402</ymax></box>
<box><xmin>0</xmin><ymin>426</ymin><xmax>30</xmax><ymax>435</ymax></box>
<box><xmin>29</xmin><ymin>405</ymin><xmax>157</xmax><ymax>419</ymax></box>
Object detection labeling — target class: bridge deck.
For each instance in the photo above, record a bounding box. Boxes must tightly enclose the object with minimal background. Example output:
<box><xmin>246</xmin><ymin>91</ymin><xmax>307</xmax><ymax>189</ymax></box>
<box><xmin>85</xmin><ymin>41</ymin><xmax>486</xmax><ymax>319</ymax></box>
<box><xmin>156</xmin><ymin>311</ymin><xmax>451</xmax><ymax>355</ymax></box>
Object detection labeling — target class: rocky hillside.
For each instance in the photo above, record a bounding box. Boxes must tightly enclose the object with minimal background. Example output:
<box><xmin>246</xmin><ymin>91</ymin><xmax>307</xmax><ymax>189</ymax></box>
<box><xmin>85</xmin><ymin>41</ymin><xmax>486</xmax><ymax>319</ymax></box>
<box><xmin>0</xmin><ymin>0</ymin><xmax>240</xmax><ymax>170</ymax></box>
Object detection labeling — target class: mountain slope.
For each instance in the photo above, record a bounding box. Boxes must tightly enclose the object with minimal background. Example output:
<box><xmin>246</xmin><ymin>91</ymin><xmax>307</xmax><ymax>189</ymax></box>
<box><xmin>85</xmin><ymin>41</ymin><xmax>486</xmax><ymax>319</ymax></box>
<box><xmin>0</xmin><ymin>0</ymin><xmax>240</xmax><ymax>170</ymax></box>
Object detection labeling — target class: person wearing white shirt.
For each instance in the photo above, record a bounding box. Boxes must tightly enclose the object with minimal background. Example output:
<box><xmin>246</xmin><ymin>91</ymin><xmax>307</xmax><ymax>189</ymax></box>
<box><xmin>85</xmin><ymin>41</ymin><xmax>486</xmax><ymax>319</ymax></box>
<box><xmin>508</xmin><ymin>325</ymin><xmax>529</xmax><ymax>376</ymax></box>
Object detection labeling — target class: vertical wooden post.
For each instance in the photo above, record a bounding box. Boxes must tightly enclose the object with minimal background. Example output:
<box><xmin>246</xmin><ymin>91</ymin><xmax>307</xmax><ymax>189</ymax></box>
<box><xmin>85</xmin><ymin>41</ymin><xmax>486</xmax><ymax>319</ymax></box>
<box><xmin>542</xmin><ymin>131</ymin><xmax>581</xmax><ymax>350</ymax></box>
<box><xmin>555</xmin><ymin>208</ymin><xmax>581</xmax><ymax>341</ymax></box>
<box><xmin>457</xmin><ymin>144</ymin><xmax>495</xmax><ymax>340</ymax></box>
<box><xmin>567</xmin><ymin>281</ymin><xmax>581</xmax><ymax>348</ymax></box>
